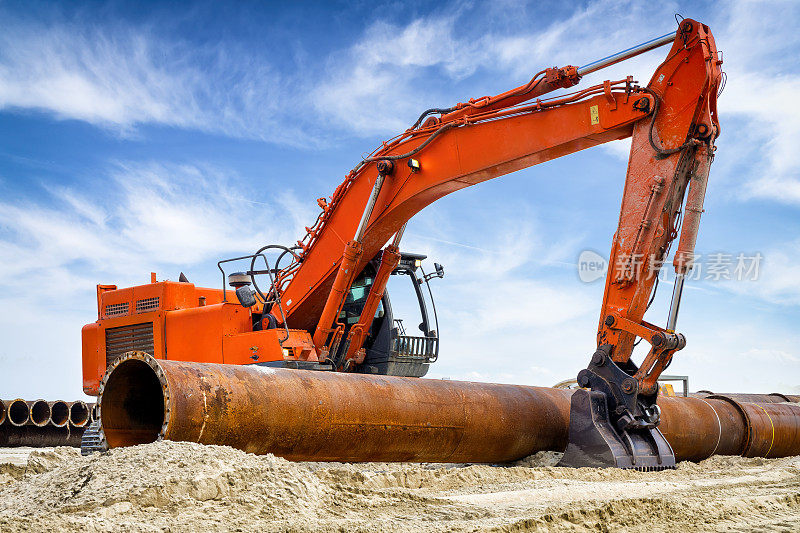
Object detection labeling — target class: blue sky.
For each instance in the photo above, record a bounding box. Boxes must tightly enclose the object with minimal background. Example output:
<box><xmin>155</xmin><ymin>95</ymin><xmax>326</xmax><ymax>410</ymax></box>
<box><xmin>1</xmin><ymin>0</ymin><xmax>799</xmax><ymax>400</ymax></box>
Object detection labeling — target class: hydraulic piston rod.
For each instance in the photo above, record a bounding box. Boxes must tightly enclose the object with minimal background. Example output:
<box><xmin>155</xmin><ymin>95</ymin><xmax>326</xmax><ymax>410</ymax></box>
<box><xmin>666</xmin><ymin>272</ymin><xmax>686</xmax><ymax>332</ymax></box>
<box><xmin>577</xmin><ymin>31</ymin><xmax>677</xmax><ymax>76</ymax></box>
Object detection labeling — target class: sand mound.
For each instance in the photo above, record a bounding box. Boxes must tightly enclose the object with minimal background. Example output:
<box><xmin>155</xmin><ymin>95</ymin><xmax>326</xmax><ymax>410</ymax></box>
<box><xmin>1</xmin><ymin>441</ymin><xmax>799</xmax><ymax>531</ymax></box>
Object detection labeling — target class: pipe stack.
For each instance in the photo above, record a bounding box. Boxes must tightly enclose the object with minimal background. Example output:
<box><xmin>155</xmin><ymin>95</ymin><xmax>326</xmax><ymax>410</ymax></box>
<box><xmin>99</xmin><ymin>353</ymin><xmax>800</xmax><ymax>464</ymax></box>
<box><xmin>0</xmin><ymin>398</ymin><xmax>96</xmax><ymax>447</ymax></box>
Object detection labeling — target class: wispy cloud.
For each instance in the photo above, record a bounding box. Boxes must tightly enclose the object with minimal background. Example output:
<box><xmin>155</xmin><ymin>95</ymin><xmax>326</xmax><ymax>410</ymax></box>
<box><xmin>689</xmin><ymin>1</ymin><xmax>800</xmax><ymax>207</ymax></box>
<box><xmin>722</xmin><ymin>237</ymin><xmax>800</xmax><ymax>305</ymax></box>
<box><xmin>0</xmin><ymin>14</ymin><xmax>314</xmax><ymax>145</ymax></box>
<box><xmin>0</xmin><ymin>160</ymin><xmax>313</xmax><ymax>399</ymax></box>
<box><xmin>0</xmin><ymin>162</ymin><xmax>310</xmax><ymax>298</ymax></box>
<box><xmin>398</xmin><ymin>209</ymin><xmax>598</xmax><ymax>385</ymax></box>
<box><xmin>313</xmin><ymin>0</ymin><xmax>678</xmax><ymax>135</ymax></box>
<box><xmin>3</xmin><ymin>0</ymin><xmax>800</xmax><ymax>204</ymax></box>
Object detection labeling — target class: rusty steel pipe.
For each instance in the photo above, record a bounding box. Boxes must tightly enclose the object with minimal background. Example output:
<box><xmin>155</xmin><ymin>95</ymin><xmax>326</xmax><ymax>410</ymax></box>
<box><xmin>658</xmin><ymin>396</ymin><xmax>747</xmax><ymax>461</ymax></box>
<box><xmin>100</xmin><ymin>353</ymin><xmax>573</xmax><ymax>463</ymax></box>
<box><xmin>7</xmin><ymin>399</ymin><xmax>30</xmax><ymax>427</ymax></box>
<box><xmin>719</xmin><ymin>398</ymin><xmax>800</xmax><ymax>458</ymax></box>
<box><xmin>69</xmin><ymin>401</ymin><xmax>91</xmax><ymax>428</ymax></box>
<box><xmin>0</xmin><ymin>425</ymin><xmax>84</xmax><ymax>447</ymax></box>
<box><xmin>48</xmin><ymin>401</ymin><xmax>70</xmax><ymax>427</ymax></box>
<box><xmin>692</xmin><ymin>391</ymin><xmax>800</xmax><ymax>404</ymax></box>
<box><xmin>99</xmin><ymin>353</ymin><xmax>800</xmax><ymax>464</ymax></box>
<box><xmin>0</xmin><ymin>399</ymin><xmax>6</xmax><ymax>426</ymax></box>
<box><xmin>27</xmin><ymin>399</ymin><xmax>51</xmax><ymax>427</ymax></box>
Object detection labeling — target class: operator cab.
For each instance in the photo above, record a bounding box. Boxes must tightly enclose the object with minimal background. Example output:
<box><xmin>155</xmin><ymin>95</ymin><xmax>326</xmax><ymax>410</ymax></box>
<box><xmin>337</xmin><ymin>252</ymin><xmax>443</xmax><ymax>377</ymax></box>
<box><xmin>220</xmin><ymin>249</ymin><xmax>444</xmax><ymax>377</ymax></box>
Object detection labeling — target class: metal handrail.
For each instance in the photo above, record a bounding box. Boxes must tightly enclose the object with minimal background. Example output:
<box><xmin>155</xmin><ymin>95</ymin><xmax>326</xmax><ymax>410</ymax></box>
<box><xmin>393</xmin><ymin>334</ymin><xmax>438</xmax><ymax>360</ymax></box>
<box><xmin>217</xmin><ymin>253</ymin><xmax>291</xmax><ymax>344</ymax></box>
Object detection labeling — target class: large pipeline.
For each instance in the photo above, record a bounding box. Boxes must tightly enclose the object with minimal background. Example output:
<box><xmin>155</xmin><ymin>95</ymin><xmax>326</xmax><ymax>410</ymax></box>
<box><xmin>692</xmin><ymin>391</ymin><xmax>800</xmax><ymax>404</ymax></box>
<box><xmin>0</xmin><ymin>399</ymin><xmax>5</xmax><ymax>426</ymax></box>
<box><xmin>100</xmin><ymin>354</ymin><xmax>572</xmax><ymax>463</ymax></box>
<box><xmin>100</xmin><ymin>353</ymin><xmax>800</xmax><ymax>463</ymax></box>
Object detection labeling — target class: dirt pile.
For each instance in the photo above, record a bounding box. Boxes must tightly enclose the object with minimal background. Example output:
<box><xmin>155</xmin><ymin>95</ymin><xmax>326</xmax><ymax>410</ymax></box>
<box><xmin>1</xmin><ymin>441</ymin><xmax>799</xmax><ymax>532</ymax></box>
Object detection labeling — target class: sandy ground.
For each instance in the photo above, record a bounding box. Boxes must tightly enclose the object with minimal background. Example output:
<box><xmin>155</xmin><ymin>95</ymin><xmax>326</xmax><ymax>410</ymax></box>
<box><xmin>0</xmin><ymin>442</ymin><xmax>799</xmax><ymax>532</ymax></box>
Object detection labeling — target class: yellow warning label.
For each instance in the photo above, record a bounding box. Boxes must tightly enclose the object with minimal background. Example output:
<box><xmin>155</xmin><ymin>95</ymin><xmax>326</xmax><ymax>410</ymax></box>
<box><xmin>590</xmin><ymin>105</ymin><xmax>599</xmax><ymax>125</ymax></box>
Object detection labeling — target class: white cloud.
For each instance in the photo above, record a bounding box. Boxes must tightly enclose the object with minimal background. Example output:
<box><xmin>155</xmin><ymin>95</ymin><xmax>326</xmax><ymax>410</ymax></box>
<box><xmin>312</xmin><ymin>16</ymin><xmax>475</xmax><ymax>134</ymax></box>
<box><xmin>722</xmin><ymin>238</ymin><xmax>800</xmax><ymax>305</ymax></box>
<box><xmin>2</xmin><ymin>1</ymin><xmax>800</xmax><ymax>398</ymax></box>
<box><xmin>313</xmin><ymin>0</ymin><xmax>678</xmax><ymax>135</ymax></box>
<box><xmin>396</xmin><ymin>209</ymin><xmax>599</xmax><ymax>386</ymax></box>
<box><xmin>742</xmin><ymin>348</ymin><xmax>799</xmax><ymax>364</ymax></box>
<box><xmin>0</xmin><ymin>162</ymin><xmax>309</xmax><ymax>298</ymax></box>
<box><xmin>3</xmin><ymin>0</ymin><xmax>799</xmax><ymax>203</ymax></box>
<box><xmin>712</xmin><ymin>1</ymin><xmax>800</xmax><ymax>205</ymax></box>
<box><xmin>0</xmin><ymin>16</ymin><xmax>314</xmax><ymax>145</ymax></box>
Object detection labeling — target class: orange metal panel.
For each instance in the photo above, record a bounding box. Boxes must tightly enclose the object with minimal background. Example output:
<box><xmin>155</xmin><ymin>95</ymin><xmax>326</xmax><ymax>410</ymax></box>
<box><xmin>81</xmin><ymin>323</ymin><xmax>102</xmax><ymax>395</ymax></box>
<box><xmin>196</xmin><ymin>288</ymin><xmax>225</xmax><ymax>306</ymax></box>
<box><xmin>222</xmin><ymin>329</ymin><xmax>288</xmax><ymax>365</ymax></box>
<box><xmin>164</xmin><ymin>303</ymin><xmax>251</xmax><ymax>363</ymax></box>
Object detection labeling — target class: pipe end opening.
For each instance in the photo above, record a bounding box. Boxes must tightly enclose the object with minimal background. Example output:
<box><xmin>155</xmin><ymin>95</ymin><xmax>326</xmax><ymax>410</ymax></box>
<box><xmin>69</xmin><ymin>401</ymin><xmax>90</xmax><ymax>427</ymax></box>
<box><xmin>50</xmin><ymin>401</ymin><xmax>70</xmax><ymax>427</ymax></box>
<box><xmin>30</xmin><ymin>400</ymin><xmax>50</xmax><ymax>426</ymax></box>
<box><xmin>100</xmin><ymin>358</ymin><xmax>165</xmax><ymax>448</ymax></box>
<box><xmin>9</xmin><ymin>399</ymin><xmax>29</xmax><ymax>426</ymax></box>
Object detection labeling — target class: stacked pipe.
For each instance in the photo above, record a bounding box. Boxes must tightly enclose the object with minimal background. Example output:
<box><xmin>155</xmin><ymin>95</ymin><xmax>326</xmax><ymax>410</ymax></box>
<box><xmin>0</xmin><ymin>398</ymin><xmax>96</xmax><ymax>447</ymax></box>
<box><xmin>99</xmin><ymin>353</ymin><xmax>800</xmax><ymax>464</ymax></box>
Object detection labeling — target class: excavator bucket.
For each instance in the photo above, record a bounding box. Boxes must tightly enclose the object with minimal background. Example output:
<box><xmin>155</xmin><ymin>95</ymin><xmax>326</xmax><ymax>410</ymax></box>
<box><xmin>558</xmin><ymin>389</ymin><xmax>675</xmax><ymax>470</ymax></box>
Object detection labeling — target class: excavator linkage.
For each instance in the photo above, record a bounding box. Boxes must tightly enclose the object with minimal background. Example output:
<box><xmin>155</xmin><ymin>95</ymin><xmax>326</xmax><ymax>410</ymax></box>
<box><xmin>560</xmin><ymin>344</ymin><xmax>676</xmax><ymax>469</ymax></box>
<box><xmin>559</xmin><ymin>389</ymin><xmax>675</xmax><ymax>470</ymax></box>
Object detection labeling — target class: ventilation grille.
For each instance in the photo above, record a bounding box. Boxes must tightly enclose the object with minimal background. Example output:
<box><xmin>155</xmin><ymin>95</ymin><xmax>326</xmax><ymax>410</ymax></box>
<box><xmin>105</xmin><ymin>322</ymin><xmax>154</xmax><ymax>367</ymax></box>
<box><xmin>136</xmin><ymin>297</ymin><xmax>160</xmax><ymax>313</ymax></box>
<box><xmin>104</xmin><ymin>302</ymin><xmax>129</xmax><ymax>318</ymax></box>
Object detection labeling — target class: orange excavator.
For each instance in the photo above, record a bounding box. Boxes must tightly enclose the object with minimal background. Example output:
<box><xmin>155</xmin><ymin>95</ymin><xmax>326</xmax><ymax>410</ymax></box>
<box><xmin>81</xmin><ymin>18</ymin><xmax>722</xmax><ymax>468</ymax></box>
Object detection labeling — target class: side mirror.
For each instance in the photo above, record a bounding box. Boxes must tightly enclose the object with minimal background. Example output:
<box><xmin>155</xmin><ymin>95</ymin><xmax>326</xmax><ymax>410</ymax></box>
<box><xmin>235</xmin><ymin>286</ymin><xmax>257</xmax><ymax>308</ymax></box>
<box><xmin>423</xmin><ymin>263</ymin><xmax>445</xmax><ymax>282</ymax></box>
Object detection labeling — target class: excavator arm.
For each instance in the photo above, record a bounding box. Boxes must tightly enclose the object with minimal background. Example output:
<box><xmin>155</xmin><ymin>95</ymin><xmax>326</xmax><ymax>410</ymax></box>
<box><xmin>263</xmin><ymin>19</ymin><xmax>721</xmax><ymax>467</ymax></box>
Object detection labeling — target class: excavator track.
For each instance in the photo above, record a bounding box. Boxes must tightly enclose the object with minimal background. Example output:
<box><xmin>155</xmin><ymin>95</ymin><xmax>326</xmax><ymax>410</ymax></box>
<box><xmin>80</xmin><ymin>420</ymin><xmax>108</xmax><ymax>455</ymax></box>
